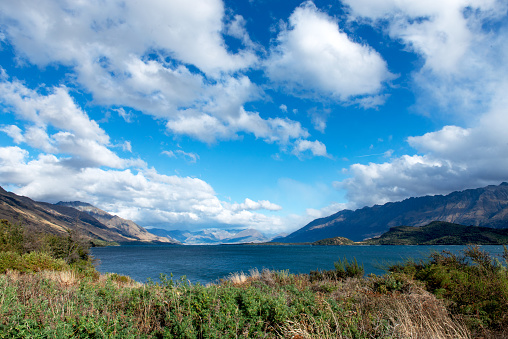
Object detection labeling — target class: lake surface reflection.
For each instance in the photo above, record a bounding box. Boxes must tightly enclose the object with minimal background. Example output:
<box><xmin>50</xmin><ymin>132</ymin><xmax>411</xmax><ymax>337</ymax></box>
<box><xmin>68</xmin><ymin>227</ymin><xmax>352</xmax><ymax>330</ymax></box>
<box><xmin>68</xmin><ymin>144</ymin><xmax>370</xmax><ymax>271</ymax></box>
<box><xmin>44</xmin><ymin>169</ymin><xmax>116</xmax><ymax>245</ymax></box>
<box><xmin>90</xmin><ymin>244</ymin><xmax>507</xmax><ymax>284</ymax></box>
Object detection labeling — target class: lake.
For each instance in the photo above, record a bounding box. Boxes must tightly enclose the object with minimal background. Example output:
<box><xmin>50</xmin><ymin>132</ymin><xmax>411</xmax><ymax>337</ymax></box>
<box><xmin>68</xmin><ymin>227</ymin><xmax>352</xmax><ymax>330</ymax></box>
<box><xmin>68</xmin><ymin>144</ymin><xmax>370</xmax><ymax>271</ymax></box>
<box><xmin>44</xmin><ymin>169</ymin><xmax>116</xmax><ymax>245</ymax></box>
<box><xmin>90</xmin><ymin>244</ymin><xmax>507</xmax><ymax>285</ymax></box>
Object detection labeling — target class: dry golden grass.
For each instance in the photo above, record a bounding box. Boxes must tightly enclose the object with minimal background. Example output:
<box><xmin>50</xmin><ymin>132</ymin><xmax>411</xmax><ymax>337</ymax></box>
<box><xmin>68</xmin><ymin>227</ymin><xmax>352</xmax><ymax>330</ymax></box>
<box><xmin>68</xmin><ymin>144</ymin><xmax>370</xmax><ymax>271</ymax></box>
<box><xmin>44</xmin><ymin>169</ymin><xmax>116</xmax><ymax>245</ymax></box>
<box><xmin>383</xmin><ymin>292</ymin><xmax>470</xmax><ymax>338</ymax></box>
<box><xmin>40</xmin><ymin>270</ymin><xmax>79</xmax><ymax>287</ymax></box>
<box><xmin>228</xmin><ymin>271</ymin><xmax>248</xmax><ymax>285</ymax></box>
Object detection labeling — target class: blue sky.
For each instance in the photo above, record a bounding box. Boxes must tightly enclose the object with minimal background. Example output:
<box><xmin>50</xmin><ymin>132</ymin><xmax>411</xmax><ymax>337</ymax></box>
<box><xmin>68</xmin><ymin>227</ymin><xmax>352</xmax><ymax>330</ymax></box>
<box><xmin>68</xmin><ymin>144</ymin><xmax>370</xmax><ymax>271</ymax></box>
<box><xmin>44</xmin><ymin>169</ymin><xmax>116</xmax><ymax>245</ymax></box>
<box><xmin>1</xmin><ymin>0</ymin><xmax>507</xmax><ymax>235</ymax></box>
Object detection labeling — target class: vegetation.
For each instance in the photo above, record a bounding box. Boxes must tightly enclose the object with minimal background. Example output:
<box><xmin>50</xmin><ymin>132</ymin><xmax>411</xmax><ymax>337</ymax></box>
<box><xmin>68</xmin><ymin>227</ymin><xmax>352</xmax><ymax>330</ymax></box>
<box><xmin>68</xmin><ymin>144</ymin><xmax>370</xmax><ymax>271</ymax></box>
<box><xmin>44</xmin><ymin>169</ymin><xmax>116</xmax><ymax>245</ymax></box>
<box><xmin>0</xmin><ymin>219</ymin><xmax>96</xmax><ymax>275</ymax></box>
<box><xmin>312</xmin><ymin>237</ymin><xmax>355</xmax><ymax>246</ymax></box>
<box><xmin>390</xmin><ymin>246</ymin><xmax>508</xmax><ymax>336</ymax></box>
<box><xmin>265</xmin><ymin>221</ymin><xmax>508</xmax><ymax>246</ymax></box>
<box><xmin>364</xmin><ymin>221</ymin><xmax>508</xmax><ymax>245</ymax></box>
<box><xmin>0</xmin><ymin>264</ymin><xmax>470</xmax><ymax>338</ymax></box>
<box><xmin>2</xmin><ymin>219</ymin><xmax>508</xmax><ymax>338</ymax></box>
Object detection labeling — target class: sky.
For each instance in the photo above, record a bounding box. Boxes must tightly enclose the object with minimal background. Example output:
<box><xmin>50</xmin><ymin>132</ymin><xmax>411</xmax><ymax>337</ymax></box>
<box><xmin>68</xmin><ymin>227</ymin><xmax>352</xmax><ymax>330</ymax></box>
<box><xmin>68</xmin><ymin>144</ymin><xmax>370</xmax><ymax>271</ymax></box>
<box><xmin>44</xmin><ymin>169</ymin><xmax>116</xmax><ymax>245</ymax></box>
<box><xmin>0</xmin><ymin>0</ymin><xmax>507</xmax><ymax>235</ymax></box>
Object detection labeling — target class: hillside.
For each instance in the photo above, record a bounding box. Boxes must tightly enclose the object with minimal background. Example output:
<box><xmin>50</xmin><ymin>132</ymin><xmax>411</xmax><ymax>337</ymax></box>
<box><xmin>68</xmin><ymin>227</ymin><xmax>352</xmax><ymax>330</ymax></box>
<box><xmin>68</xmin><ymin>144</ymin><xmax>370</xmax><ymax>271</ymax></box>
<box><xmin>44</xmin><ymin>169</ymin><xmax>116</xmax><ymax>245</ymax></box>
<box><xmin>280</xmin><ymin>182</ymin><xmax>508</xmax><ymax>242</ymax></box>
<box><xmin>363</xmin><ymin>221</ymin><xmax>508</xmax><ymax>245</ymax></box>
<box><xmin>56</xmin><ymin>202</ymin><xmax>178</xmax><ymax>244</ymax></box>
<box><xmin>0</xmin><ymin>187</ymin><xmax>176</xmax><ymax>244</ymax></box>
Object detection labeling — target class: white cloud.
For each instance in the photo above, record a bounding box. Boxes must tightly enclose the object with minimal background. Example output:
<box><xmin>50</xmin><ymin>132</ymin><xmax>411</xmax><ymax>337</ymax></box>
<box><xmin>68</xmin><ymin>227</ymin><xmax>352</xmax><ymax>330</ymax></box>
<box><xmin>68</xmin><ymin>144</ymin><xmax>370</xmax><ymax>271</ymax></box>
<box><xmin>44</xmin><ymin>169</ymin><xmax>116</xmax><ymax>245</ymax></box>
<box><xmin>266</xmin><ymin>1</ymin><xmax>393</xmax><ymax>102</ymax></box>
<box><xmin>292</xmin><ymin>139</ymin><xmax>331</xmax><ymax>159</ymax></box>
<box><xmin>329</xmin><ymin>0</ymin><xmax>508</xmax><ymax>208</ymax></box>
<box><xmin>343</xmin><ymin>0</ymin><xmax>508</xmax><ymax>117</ymax></box>
<box><xmin>166</xmin><ymin>114</ymin><xmax>233</xmax><ymax>144</ymax></box>
<box><xmin>0</xmin><ymin>1</ymin><xmax>335</xmax><ymax>158</ymax></box>
<box><xmin>0</xmin><ymin>146</ymin><xmax>290</xmax><ymax>232</ymax></box>
<box><xmin>114</xmin><ymin>108</ymin><xmax>134</xmax><ymax>123</ymax></box>
<box><xmin>336</xmin><ymin>92</ymin><xmax>508</xmax><ymax>208</ymax></box>
<box><xmin>0</xmin><ymin>0</ymin><xmax>256</xmax><ymax>75</ymax></box>
<box><xmin>167</xmin><ymin>107</ymin><xmax>312</xmax><ymax>149</ymax></box>
<box><xmin>344</xmin><ymin>0</ymin><xmax>501</xmax><ymax>73</ymax></box>
<box><xmin>0</xmin><ymin>79</ymin><xmax>108</xmax><ymax>143</ymax></box>
<box><xmin>0</xmin><ymin>125</ymin><xmax>24</xmax><ymax>144</ymax></box>
<box><xmin>0</xmin><ymin>76</ymin><xmax>133</xmax><ymax>168</ymax></box>
<box><xmin>307</xmin><ymin>107</ymin><xmax>330</xmax><ymax>133</ymax></box>
<box><xmin>229</xmin><ymin>198</ymin><xmax>282</xmax><ymax>212</ymax></box>
<box><xmin>122</xmin><ymin>141</ymin><xmax>132</xmax><ymax>153</ymax></box>
<box><xmin>162</xmin><ymin>149</ymin><xmax>199</xmax><ymax>163</ymax></box>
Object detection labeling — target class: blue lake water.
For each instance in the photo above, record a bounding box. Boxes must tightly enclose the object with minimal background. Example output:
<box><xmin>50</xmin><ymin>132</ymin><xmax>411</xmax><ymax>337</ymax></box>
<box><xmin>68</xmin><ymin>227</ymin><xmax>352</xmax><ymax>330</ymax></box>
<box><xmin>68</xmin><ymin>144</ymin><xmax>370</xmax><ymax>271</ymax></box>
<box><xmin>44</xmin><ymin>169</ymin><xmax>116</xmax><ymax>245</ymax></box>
<box><xmin>90</xmin><ymin>244</ymin><xmax>507</xmax><ymax>285</ymax></box>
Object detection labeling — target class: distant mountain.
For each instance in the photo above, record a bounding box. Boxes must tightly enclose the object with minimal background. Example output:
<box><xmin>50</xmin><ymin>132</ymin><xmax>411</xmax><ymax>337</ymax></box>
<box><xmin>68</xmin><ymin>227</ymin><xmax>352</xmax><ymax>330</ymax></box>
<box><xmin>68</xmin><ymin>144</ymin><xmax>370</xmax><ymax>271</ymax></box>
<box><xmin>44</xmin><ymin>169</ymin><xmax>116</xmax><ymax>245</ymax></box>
<box><xmin>362</xmin><ymin>221</ymin><xmax>508</xmax><ymax>245</ymax></box>
<box><xmin>57</xmin><ymin>201</ymin><xmax>179</xmax><ymax>244</ymax></box>
<box><xmin>0</xmin><ymin>186</ymin><xmax>177</xmax><ymax>244</ymax></box>
<box><xmin>147</xmin><ymin>227</ymin><xmax>270</xmax><ymax>245</ymax></box>
<box><xmin>279</xmin><ymin>182</ymin><xmax>508</xmax><ymax>242</ymax></box>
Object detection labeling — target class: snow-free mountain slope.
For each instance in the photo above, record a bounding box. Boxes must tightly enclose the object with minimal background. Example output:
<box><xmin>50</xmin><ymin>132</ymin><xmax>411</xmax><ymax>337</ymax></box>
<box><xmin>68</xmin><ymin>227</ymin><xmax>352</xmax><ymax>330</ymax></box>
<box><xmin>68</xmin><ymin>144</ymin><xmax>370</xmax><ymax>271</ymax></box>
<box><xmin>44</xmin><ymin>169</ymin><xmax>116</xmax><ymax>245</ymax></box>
<box><xmin>280</xmin><ymin>183</ymin><xmax>508</xmax><ymax>242</ymax></box>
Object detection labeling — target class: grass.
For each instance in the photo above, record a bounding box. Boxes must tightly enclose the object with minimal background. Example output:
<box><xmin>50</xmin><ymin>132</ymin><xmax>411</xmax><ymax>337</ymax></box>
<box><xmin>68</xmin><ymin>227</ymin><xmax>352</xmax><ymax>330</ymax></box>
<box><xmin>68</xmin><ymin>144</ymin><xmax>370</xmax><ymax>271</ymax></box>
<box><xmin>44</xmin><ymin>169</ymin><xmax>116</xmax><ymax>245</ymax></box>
<box><xmin>389</xmin><ymin>246</ymin><xmax>508</xmax><ymax>337</ymax></box>
<box><xmin>0</xmin><ymin>219</ymin><xmax>506</xmax><ymax>338</ymax></box>
<box><xmin>0</xmin><ymin>260</ymin><xmax>473</xmax><ymax>338</ymax></box>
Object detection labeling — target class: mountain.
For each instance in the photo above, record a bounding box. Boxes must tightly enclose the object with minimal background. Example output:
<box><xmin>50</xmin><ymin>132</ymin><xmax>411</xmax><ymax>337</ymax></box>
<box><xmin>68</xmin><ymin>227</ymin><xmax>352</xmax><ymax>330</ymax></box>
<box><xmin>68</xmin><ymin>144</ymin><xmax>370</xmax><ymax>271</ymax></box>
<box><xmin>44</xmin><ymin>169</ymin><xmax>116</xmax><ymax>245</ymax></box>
<box><xmin>280</xmin><ymin>182</ymin><xmax>508</xmax><ymax>242</ymax></box>
<box><xmin>56</xmin><ymin>201</ymin><xmax>178</xmax><ymax>244</ymax></box>
<box><xmin>362</xmin><ymin>221</ymin><xmax>508</xmax><ymax>245</ymax></box>
<box><xmin>0</xmin><ymin>186</ymin><xmax>176</xmax><ymax>244</ymax></box>
<box><xmin>147</xmin><ymin>227</ymin><xmax>270</xmax><ymax>245</ymax></box>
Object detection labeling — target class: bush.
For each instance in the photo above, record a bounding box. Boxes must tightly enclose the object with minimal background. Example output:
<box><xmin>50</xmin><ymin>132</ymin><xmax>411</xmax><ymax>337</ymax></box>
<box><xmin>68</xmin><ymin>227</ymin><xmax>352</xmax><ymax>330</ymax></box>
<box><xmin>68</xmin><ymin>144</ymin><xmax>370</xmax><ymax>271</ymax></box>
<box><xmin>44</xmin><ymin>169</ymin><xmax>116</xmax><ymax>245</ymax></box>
<box><xmin>390</xmin><ymin>246</ymin><xmax>508</xmax><ymax>334</ymax></box>
<box><xmin>0</xmin><ymin>219</ymin><xmax>24</xmax><ymax>254</ymax></box>
<box><xmin>334</xmin><ymin>257</ymin><xmax>364</xmax><ymax>279</ymax></box>
<box><xmin>22</xmin><ymin>251</ymin><xmax>69</xmax><ymax>272</ymax></box>
<box><xmin>44</xmin><ymin>230</ymin><xmax>91</xmax><ymax>264</ymax></box>
<box><xmin>0</xmin><ymin>251</ymin><xmax>24</xmax><ymax>272</ymax></box>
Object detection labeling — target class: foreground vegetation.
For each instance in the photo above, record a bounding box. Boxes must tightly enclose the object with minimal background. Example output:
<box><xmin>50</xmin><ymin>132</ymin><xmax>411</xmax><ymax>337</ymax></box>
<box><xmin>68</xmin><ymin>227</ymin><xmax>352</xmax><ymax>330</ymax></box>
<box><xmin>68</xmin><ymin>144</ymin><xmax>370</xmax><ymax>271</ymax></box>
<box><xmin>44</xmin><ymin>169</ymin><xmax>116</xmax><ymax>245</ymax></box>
<box><xmin>1</xmin><ymin>219</ymin><xmax>508</xmax><ymax>338</ymax></box>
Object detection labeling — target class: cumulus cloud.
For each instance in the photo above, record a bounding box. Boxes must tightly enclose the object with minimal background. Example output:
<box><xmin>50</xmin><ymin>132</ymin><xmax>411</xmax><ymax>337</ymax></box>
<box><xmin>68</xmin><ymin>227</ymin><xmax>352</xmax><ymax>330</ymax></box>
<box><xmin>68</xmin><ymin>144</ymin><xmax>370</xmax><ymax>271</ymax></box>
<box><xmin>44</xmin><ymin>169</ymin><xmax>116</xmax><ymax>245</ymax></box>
<box><xmin>0</xmin><ymin>0</ymin><xmax>256</xmax><ymax>75</ymax></box>
<box><xmin>0</xmin><ymin>146</ymin><xmax>289</xmax><ymax>232</ymax></box>
<box><xmin>0</xmin><ymin>76</ymin><xmax>136</xmax><ymax>168</ymax></box>
<box><xmin>266</xmin><ymin>1</ymin><xmax>393</xmax><ymax>102</ymax></box>
<box><xmin>228</xmin><ymin>198</ymin><xmax>282</xmax><ymax>212</ymax></box>
<box><xmin>0</xmin><ymin>125</ymin><xmax>24</xmax><ymax>144</ymax></box>
<box><xmin>292</xmin><ymin>139</ymin><xmax>331</xmax><ymax>159</ymax></box>
<box><xmin>343</xmin><ymin>0</ymin><xmax>508</xmax><ymax>116</ymax></box>
<box><xmin>0</xmin><ymin>1</ymin><xmax>334</xmax><ymax>159</ymax></box>
<box><xmin>327</xmin><ymin>0</ymin><xmax>508</xmax><ymax>208</ymax></box>
<box><xmin>336</xmin><ymin>91</ymin><xmax>508</xmax><ymax>208</ymax></box>
<box><xmin>0</xmin><ymin>1</ymin><xmax>275</xmax><ymax>144</ymax></box>
<box><xmin>167</xmin><ymin>107</ymin><xmax>311</xmax><ymax>147</ymax></box>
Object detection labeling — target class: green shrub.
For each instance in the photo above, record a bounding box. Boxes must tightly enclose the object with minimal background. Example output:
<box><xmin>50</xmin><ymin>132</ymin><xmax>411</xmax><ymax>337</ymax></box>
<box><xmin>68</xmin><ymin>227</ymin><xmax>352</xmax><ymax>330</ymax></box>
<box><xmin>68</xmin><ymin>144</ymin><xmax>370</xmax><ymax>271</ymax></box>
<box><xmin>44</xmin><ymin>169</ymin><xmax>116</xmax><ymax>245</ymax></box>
<box><xmin>370</xmin><ymin>273</ymin><xmax>416</xmax><ymax>294</ymax></box>
<box><xmin>310</xmin><ymin>257</ymin><xmax>365</xmax><ymax>282</ymax></box>
<box><xmin>390</xmin><ymin>246</ymin><xmax>508</xmax><ymax>333</ymax></box>
<box><xmin>334</xmin><ymin>257</ymin><xmax>364</xmax><ymax>279</ymax></box>
<box><xmin>0</xmin><ymin>251</ymin><xmax>24</xmax><ymax>272</ymax></box>
<box><xmin>0</xmin><ymin>219</ymin><xmax>24</xmax><ymax>254</ymax></box>
<box><xmin>44</xmin><ymin>230</ymin><xmax>91</xmax><ymax>264</ymax></box>
<box><xmin>22</xmin><ymin>251</ymin><xmax>69</xmax><ymax>272</ymax></box>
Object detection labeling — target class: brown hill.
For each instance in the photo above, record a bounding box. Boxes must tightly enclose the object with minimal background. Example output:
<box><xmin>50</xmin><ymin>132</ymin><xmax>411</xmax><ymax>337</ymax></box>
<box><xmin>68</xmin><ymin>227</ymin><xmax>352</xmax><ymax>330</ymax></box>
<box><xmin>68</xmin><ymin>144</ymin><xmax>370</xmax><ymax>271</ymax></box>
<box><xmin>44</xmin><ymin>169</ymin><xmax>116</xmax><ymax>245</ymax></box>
<box><xmin>0</xmin><ymin>186</ymin><xmax>176</xmax><ymax>244</ymax></box>
<box><xmin>56</xmin><ymin>201</ymin><xmax>178</xmax><ymax>243</ymax></box>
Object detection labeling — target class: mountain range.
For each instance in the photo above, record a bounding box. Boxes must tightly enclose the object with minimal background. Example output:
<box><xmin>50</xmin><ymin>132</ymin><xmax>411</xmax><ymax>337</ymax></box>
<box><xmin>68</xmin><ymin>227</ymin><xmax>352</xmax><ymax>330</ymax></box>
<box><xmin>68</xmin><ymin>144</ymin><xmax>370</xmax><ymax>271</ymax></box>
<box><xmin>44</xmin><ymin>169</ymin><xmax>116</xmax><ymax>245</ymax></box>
<box><xmin>0</xmin><ymin>186</ymin><xmax>178</xmax><ymax>244</ymax></box>
<box><xmin>361</xmin><ymin>221</ymin><xmax>508</xmax><ymax>245</ymax></box>
<box><xmin>147</xmin><ymin>227</ymin><xmax>270</xmax><ymax>245</ymax></box>
<box><xmin>4</xmin><ymin>182</ymin><xmax>508</xmax><ymax>245</ymax></box>
<box><xmin>280</xmin><ymin>182</ymin><xmax>508</xmax><ymax>242</ymax></box>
